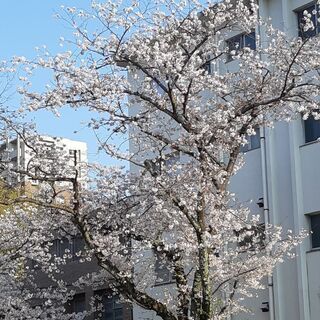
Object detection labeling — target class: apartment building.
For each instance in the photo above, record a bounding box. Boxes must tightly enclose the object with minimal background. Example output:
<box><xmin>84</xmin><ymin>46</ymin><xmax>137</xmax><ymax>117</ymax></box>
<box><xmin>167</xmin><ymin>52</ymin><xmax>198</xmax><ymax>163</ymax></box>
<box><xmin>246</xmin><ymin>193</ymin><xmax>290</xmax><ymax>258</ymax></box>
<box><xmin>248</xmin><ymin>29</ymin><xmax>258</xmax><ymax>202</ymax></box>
<box><xmin>129</xmin><ymin>1</ymin><xmax>320</xmax><ymax>320</ymax></box>
<box><xmin>0</xmin><ymin>135</ymin><xmax>133</xmax><ymax>320</ymax></box>
<box><xmin>227</xmin><ymin>1</ymin><xmax>320</xmax><ymax>320</ymax></box>
<box><xmin>0</xmin><ymin>135</ymin><xmax>87</xmax><ymax>188</ymax></box>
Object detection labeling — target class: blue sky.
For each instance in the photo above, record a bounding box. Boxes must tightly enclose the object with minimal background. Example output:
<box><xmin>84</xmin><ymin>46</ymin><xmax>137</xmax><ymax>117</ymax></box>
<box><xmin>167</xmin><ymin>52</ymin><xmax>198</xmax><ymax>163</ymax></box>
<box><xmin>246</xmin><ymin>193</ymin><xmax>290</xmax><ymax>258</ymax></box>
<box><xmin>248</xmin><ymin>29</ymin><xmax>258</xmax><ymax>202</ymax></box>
<box><xmin>0</xmin><ymin>1</ymin><xmax>122</xmax><ymax>166</ymax></box>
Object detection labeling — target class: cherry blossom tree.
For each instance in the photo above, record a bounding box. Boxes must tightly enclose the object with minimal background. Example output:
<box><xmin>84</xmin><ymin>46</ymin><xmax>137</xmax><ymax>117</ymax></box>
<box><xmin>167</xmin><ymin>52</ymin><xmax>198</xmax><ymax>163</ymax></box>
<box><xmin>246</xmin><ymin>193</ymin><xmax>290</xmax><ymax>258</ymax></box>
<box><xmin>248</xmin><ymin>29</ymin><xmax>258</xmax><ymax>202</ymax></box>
<box><xmin>1</xmin><ymin>0</ymin><xmax>320</xmax><ymax>319</ymax></box>
<box><xmin>0</xmin><ymin>124</ymin><xmax>88</xmax><ymax>319</ymax></box>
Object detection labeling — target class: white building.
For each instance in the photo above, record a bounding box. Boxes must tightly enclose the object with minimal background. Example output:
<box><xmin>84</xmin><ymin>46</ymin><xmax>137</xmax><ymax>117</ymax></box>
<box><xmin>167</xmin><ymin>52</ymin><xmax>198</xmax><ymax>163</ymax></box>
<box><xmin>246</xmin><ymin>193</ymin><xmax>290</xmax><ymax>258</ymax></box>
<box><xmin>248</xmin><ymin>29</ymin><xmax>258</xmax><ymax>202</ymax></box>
<box><xmin>228</xmin><ymin>1</ymin><xmax>320</xmax><ymax>320</ymax></box>
<box><xmin>129</xmin><ymin>1</ymin><xmax>320</xmax><ymax>320</ymax></box>
<box><xmin>0</xmin><ymin>135</ymin><xmax>87</xmax><ymax>188</ymax></box>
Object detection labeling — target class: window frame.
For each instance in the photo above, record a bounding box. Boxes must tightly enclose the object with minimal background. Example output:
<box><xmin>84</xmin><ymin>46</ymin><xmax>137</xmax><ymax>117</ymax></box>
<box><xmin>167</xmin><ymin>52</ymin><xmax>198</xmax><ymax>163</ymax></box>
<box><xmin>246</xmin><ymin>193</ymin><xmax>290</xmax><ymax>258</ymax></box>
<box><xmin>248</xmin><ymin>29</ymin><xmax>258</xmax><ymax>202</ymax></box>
<box><xmin>310</xmin><ymin>214</ymin><xmax>320</xmax><ymax>249</ymax></box>
<box><xmin>225</xmin><ymin>31</ymin><xmax>256</xmax><ymax>62</ymax></box>
<box><xmin>303</xmin><ymin>114</ymin><xmax>320</xmax><ymax>144</ymax></box>
<box><xmin>295</xmin><ymin>2</ymin><xmax>320</xmax><ymax>39</ymax></box>
<box><xmin>51</xmin><ymin>236</ymin><xmax>85</xmax><ymax>261</ymax></box>
<box><xmin>94</xmin><ymin>290</ymin><xmax>124</xmax><ymax>320</ymax></box>
<box><xmin>234</xmin><ymin>223</ymin><xmax>266</xmax><ymax>251</ymax></box>
<box><xmin>144</xmin><ymin>151</ymin><xmax>180</xmax><ymax>177</ymax></box>
<box><xmin>69</xmin><ymin>293</ymin><xmax>86</xmax><ymax>314</ymax></box>
<box><xmin>154</xmin><ymin>250</ymin><xmax>176</xmax><ymax>286</ymax></box>
<box><xmin>240</xmin><ymin>127</ymin><xmax>261</xmax><ymax>153</ymax></box>
<box><xmin>202</xmin><ymin>54</ymin><xmax>213</xmax><ymax>74</ymax></box>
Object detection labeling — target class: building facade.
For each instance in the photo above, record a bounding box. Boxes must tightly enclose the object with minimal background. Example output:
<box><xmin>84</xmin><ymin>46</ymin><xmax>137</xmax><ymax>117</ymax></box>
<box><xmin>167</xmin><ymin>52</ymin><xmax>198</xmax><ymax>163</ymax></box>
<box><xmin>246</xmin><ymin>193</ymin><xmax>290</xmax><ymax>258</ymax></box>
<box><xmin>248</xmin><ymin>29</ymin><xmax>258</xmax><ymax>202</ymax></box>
<box><xmin>228</xmin><ymin>1</ymin><xmax>320</xmax><ymax>320</ymax></box>
<box><xmin>0</xmin><ymin>135</ymin><xmax>133</xmax><ymax>320</ymax></box>
<box><xmin>130</xmin><ymin>1</ymin><xmax>320</xmax><ymax>320</ymax></box>
<box><xmin>0</xmin><ymin>135</ymin><xmax>87</xmax><ymax>187</ymax></box>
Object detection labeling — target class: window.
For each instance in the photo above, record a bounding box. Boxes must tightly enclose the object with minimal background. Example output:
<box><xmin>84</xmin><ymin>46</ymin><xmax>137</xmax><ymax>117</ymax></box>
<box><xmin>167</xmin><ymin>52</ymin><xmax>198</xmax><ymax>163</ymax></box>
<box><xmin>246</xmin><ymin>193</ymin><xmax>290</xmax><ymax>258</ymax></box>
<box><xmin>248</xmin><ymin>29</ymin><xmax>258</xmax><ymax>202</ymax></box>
<box><xmin>296</xmin><ymin>3</ymin><xmax>320</xmax><ymax>39</ymax></box>
<box><xmin>240</xmin><ymin>127</ymin><xmax>261</xmax><ymax>152</ymax></box>
<box><xmin>226</xmin><ymin>31</ymin><xmax>256</xmax><ymax>62</ymax></box>
<box><xmin>103</xmin><ymin>296</ymin><xmax>123</xmax><ymax>320</ymax></box>
<box><xmin>52</xmin><ymin>238</ymin><xmax>70</xmax><ymax>258</ymax></box>
<box><xmin>51</xmin><ymin>236</ymin><xmax>85</xmax><ymax>260</ymax></box>
<box><xmin>304</xmin><ymin>115</ymin><xmax>320</xmax><ymax>143</ymax></box>
<box><xmin>310</xmin><ymin>214</ymin><xmax>320</xmax><ymax>248</ymax></box>
<box><xmin>144</xmin><ymin>151</ymin><xmax>180</xmax><ymax>177</ymax></box>
<box><xmin>234</xmin><ymin>224</ymin><xmax>266</xmax><ymax>250</ymax></box>
<box><xmin>69</xmin><ymin>149</ymin><xmax>82</xmax><ymax>177</ymax></box>
<box><xmin>95</xmin><ymin>291</ymin><xmax>123</xmax><ymax>320</ymax></box>
<box><xmin>203</xmin><ymin>61</ymin><xmax>212</xmax><ymax>74</ymax></box>
<box><xmin>70</xmin><ymin>293</ymin><xmax>86</xmax><ymax>313</ymax></box>
<box><xmin>70</xmin><ymin>236</ymin><xmax>85</xmax><ymax>261</ymax></box>
<box><xmin>154</xmin><ymin>251</ymin><xmax>175</xmax><ymax>285</ymax></box>
<box><xmin>202</xmin><ymin>55</ymin><xmax>212</xmax><ymax>74</ymax></box>
<box><xmin>69</xmin><ymin>149</ymin><xmax>81</xmax><ymax>162</ymax></box>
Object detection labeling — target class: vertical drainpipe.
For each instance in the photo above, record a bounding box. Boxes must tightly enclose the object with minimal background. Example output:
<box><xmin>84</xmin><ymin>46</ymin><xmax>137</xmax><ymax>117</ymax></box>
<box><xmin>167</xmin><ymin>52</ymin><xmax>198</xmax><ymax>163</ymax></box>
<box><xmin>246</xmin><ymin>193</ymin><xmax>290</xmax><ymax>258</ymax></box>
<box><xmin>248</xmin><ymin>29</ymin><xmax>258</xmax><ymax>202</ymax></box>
<box><xmin>257</xmin><ymin>1</ymin><xmax>275</xmax><ymax>319</ymax></box>
<box><xmin>260</xmin><ymin>127</ymin><xmax>275</xmax><ymax>320</ymax></box>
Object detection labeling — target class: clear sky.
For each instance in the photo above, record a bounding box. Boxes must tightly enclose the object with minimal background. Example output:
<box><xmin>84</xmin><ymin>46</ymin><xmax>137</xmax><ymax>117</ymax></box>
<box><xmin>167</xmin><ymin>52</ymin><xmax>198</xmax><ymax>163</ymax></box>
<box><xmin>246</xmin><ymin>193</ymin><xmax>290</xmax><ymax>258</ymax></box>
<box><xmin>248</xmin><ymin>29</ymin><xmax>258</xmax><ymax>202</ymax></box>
<box><xmin>0</xmin><ymin>1</ymin><xmax>122</xmax><ymax>166</ymax></box>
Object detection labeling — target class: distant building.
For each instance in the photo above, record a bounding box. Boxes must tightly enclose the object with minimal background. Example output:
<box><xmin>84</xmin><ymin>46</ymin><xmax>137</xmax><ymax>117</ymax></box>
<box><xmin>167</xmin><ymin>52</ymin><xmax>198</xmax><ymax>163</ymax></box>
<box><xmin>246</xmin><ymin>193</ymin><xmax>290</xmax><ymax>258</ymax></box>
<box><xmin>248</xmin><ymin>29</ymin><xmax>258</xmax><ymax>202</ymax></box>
<box><xmin>0</xmin><ymin>135</ymin><xmax>87</xmax><ymax>187</ymax></box>
<box><xmin>0</xmin><ymin>135</ymin><xmax>132</xmax><ymax>319</ymax></box>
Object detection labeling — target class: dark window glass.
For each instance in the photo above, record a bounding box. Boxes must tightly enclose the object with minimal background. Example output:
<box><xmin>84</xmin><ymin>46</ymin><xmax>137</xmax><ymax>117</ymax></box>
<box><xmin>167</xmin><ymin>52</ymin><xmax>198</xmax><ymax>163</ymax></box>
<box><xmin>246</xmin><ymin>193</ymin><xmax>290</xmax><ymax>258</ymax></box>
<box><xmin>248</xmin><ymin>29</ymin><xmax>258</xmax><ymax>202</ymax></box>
<box><xmin>203</xmin><ymin>60</ymin><xmax>212</xmax><ymax>74</ymax></box>
<box><xmin>311</xmin><ymin>215</ymin><xmax>320</xmax><ymax>248</ymax></box>
<box><xmin>297</xmin><ymin>3</ymin><xmax>320</xmax><ymax>38</ymax></box>
<box><xmin>155</xmin><ymin>254</ymin><xmax>171</xmax><ymax>284</ymax></box>
<box><xmin>52</xmin><ymin>238</ymin><xmax>70</xmax><ymax>258</ymax></box>
<box><xmin>304</xmin><ymin>116</ymin><xmax>320</xmax><ymax>143</ymax></box>
<box><xmin>51</xmin><ymin>236</ymin><xmax>85</xmax><ymax>260</ymax></box>
<box><xmin>144</xmin><ymin>152</ymin><xmax>180</xmax><ymax>177</ymax></box>
<box><xmin>95</xmin><ymin>291</ymin><xmax>123</xmax><ymax>320</ymax></box>
<box><xmin>240</xmin><ymin>127</ymin><xmax>261</xmax><ymax>152</ymax></box>
<box><xmin>229</xmin><ymin>35</ymin><xmax>242</xmax><ymax>51</ymax></box>
<box><xmin>114</xmin><ymin>308</ymin><xmax>123</xmax><ymax>320</ymax></box>
<box><xmin>234</xmin><ymin>224</ymin><xmax>266</xmax><ymax>250</ymax></box>
<box><xmin>226</xmin><ymin>31</ymin><xmax>256</xmax><ymax>62</ymax></box>
<box><xmin>104</xmin><ymin>296</ymin><xmax>123</xmax><ymax>320</ymax></box>
<box><xmin>244</xmin><ymin>32</ymin><xmax>256</xmax><ymax>50</ymax></box>
<box><xmin>154</xmin><ymin>251</ymin><xmax>175</xmax><ymax>285</ymax></box>
<box><xmin>71</xmin><ymin>293</ymin><xmax>86</xmax><ymax>313</ymax></box>
<box><xmin>70</xmin><ymin>236</ymin><xmax>85</xmax><ymax>261</ymax></box>
<box><xmin>226</xmin><ymin>34</ymin><xmax>242</xmax><ymax>62</ymax></box>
